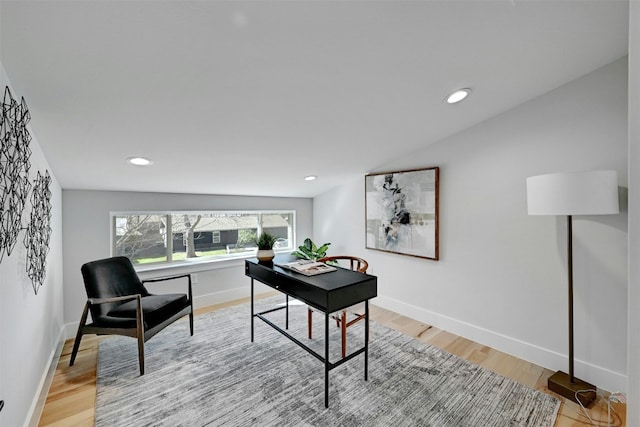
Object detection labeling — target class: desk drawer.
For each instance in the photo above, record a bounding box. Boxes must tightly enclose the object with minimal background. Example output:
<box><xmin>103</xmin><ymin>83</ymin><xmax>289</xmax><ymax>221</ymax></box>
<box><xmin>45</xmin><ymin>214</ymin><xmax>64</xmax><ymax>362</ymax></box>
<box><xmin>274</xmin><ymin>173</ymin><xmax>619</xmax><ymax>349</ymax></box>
<box><xmin>245</xmin><ymin>259</ymin><xmax>377</xmax><ymax>313</ymax></box>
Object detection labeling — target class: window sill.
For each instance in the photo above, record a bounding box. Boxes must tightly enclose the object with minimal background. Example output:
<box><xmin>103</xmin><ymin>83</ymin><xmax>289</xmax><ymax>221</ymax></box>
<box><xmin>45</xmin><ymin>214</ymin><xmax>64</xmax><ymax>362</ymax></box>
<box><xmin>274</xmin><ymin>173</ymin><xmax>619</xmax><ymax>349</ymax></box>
<box><xmin>134</xmin><ymin>250</ymin><xmax>291</xmax><ymax>278</ymax></box>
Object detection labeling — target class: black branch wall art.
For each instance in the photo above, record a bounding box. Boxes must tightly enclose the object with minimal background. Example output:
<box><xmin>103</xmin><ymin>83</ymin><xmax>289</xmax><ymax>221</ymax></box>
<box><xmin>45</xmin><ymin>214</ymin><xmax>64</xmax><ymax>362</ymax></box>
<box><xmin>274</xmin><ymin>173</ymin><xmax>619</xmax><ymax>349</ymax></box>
<box><xmin>1</xmin><ymin>86</ymin><xmax>33</xmax><ymax>262</ymax></box>
<box><xmin>24</xmin><ymin>170</ymin><xmax>52</xmax><ymax>294</ymax></box>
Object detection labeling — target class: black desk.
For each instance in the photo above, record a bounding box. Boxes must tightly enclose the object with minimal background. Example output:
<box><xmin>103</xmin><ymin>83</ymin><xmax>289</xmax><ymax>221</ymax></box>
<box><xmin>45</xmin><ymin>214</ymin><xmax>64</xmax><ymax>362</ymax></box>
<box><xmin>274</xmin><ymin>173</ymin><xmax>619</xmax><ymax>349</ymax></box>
<box><xmin>245</xmin><ymin>255</ymin><xmax>377</xmax><ymax>407</ymax></box>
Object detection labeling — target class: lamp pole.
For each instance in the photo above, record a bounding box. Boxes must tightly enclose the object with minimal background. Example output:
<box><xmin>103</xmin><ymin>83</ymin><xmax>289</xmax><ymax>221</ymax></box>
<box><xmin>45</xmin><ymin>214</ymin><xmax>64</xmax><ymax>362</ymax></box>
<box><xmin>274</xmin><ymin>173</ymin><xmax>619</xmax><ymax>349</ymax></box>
<box><xmin>546</xmin><ymin>213</ymin><xmax>596</xmax><ymax>406</ymax></box>
<box><xmin>567</xmin><ymin>215</ymin><xmax>574</xmax><ymax>383</ymax></box>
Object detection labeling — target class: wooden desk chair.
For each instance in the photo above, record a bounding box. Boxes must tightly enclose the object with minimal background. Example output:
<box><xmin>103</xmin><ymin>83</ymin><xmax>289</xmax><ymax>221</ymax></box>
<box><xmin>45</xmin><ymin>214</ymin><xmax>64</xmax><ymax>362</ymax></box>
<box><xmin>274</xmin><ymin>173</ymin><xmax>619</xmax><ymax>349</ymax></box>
<box><xmin>308</xmin><ymin>255</ymin><xmax>369</xmax><ymax>358</ymax></box>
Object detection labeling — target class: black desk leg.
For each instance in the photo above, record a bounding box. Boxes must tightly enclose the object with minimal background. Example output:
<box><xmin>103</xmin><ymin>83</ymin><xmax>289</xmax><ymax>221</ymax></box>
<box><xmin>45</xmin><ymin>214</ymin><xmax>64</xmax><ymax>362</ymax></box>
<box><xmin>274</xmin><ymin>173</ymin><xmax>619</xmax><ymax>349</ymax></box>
<box><xmin>324</xmin><ymin>311</ymin><xmax>330</xmax><ymax>408</ymax></box>
<box><xmin>251</xmin><ymin>279</ymin><xmax>254</xmax><ymax>342</ymax></box>
<box><xmin>285</xmin><ymin>295</ymin><xmax>289</xmax><ymax>330</ymax></box>
<box><xmin>365</xmin><ymin>300</ymin><xmax>369</xmax><ymax>381</ymax></box>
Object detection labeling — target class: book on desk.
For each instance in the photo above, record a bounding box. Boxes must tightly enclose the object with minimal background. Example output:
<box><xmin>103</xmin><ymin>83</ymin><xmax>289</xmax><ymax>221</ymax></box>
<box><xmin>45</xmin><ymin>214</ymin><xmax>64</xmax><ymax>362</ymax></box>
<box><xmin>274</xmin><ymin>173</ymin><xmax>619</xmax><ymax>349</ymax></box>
<box><xmin>276</xmin><ymin>260</ymin><xmax>337</xmax><ymax>276</ymax></box>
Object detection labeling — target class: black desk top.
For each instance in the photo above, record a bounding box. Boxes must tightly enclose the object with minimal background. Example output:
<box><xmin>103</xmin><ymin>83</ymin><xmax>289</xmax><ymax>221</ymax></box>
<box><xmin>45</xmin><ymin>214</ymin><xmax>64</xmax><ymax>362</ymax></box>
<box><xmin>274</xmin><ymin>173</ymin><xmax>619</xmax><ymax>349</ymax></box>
<box><xmin>245</xmin><ymin>255</ymin><xmax>377</xmax><ymax>313</ymax></box>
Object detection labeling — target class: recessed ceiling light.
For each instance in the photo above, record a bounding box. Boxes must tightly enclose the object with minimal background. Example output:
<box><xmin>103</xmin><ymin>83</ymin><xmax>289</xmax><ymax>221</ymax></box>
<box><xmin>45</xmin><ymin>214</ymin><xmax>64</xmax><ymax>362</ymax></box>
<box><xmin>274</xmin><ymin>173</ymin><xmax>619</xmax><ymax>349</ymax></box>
<box><xmin>304</xmin><ymin>175</ymin><xmax>317</xmax><ymax>181</ymax></box>
<box><xmin>445</xmin><ymin>88</ymin><xmax>471</xmax><ymax>104</ymax></box>
<box><xmin>126</xmin><ymin>156</ymin><xmax>153</xmax><ymax>166</ymax></box>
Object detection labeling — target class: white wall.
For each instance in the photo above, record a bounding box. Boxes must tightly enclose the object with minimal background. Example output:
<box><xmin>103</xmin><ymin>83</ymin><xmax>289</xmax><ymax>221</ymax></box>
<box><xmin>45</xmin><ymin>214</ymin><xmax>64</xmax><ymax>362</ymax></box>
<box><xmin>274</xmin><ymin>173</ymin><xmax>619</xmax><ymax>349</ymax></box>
<box><xmin>627</xmin><ymin>0</ymin><xmax>640</xmax><ymax>424</ymax></box>
<box><xmin>62</xmin><ymin>190</ymin><xmax>312</xmax><ymax>331</ymax></box>
<box><xmin>315</xmin><ymin>58</ymin><xmax>629</xmax><ymax>393</ymax></box>
<box><xmin>0</xmin><ymin>64</ymin><xmax>64</xmax><ymax>427</ymax></box>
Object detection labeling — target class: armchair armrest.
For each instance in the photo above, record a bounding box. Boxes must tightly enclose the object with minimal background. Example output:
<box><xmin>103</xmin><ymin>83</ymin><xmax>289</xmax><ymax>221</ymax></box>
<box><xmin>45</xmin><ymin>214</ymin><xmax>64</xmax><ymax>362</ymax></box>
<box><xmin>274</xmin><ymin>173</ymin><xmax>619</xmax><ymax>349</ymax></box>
<box><xmin>82</xmin><ymin>294</ymin><xmax>144</xmax><ymax>331</ymax></box>
<box><xmin>142</xmin><ymin>273</ymin><xmax>191</xmax><ymax>284</ymax></box>
<box><xmin>142</xmin><ymin>273</ymin><xmax>193</xmax><ymax>303</ymax></box>
<box><xmin>88</xmin><ymin>294</ymin><xmax>141</xmax><ymax>305</ymax></box>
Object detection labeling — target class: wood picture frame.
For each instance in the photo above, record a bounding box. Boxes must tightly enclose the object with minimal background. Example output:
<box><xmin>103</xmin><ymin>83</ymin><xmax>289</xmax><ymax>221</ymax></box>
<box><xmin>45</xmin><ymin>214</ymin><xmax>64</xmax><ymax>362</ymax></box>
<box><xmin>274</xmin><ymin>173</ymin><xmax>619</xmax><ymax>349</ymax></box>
<box><xmin>365</xmin><ymin>167</ymin><xmax>439</xmax><ymax>260</ymax></box>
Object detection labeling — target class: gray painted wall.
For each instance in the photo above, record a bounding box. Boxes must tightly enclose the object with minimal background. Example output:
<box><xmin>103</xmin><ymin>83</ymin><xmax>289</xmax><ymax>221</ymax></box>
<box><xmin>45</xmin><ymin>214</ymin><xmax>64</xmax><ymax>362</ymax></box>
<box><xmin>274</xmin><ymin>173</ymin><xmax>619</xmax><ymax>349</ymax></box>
<box><xmin>0</xmin><ymin>64</ymin><xmax>65</xmax><ymax>427</ymax></box>
<box><xmin>627</xmin><ymin>1</ymin><xmax>639</xmax><ymax>425</ymax></box>
<box><xmin>62</xmin><ymin>190</ymin><xmax>312</xmax><ymax>329</ymax></box>
<box><xmin>314</xmin><ymin>58</ymin><xmax>629</xmax><ymax>394</ymax></box>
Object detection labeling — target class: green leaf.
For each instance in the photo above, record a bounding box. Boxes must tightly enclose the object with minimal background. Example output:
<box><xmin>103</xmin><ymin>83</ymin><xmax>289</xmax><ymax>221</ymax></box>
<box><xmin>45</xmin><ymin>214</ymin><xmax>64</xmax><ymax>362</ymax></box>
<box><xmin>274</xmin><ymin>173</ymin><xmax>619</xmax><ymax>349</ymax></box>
<box><xmin>293</xmin><ymin>238</ymin><xmax>331</xmax><ymax>261</ymax></box>
<box><xmin>303</xmin><ymin>238</ymin><xmax>313</xmax><ymax>252</ymax></box>
<box><xmin>255</xmin><ymin>231</ymin><xmax>277</xmax><ymax>250</ymax></box>
<box><xmin>316</xmin><ymin>243</ymin><xmax>330</xmax><ymax>255</ymax></box>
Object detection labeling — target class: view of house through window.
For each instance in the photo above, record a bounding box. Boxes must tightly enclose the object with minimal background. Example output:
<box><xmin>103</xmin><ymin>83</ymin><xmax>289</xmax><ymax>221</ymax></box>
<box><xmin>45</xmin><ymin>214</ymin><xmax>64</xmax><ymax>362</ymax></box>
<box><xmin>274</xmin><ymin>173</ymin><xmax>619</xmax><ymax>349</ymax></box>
<box><xmin>113</xmin><ymin>211</ymin><xmax>295</xmax><ymax>265</ymax></box>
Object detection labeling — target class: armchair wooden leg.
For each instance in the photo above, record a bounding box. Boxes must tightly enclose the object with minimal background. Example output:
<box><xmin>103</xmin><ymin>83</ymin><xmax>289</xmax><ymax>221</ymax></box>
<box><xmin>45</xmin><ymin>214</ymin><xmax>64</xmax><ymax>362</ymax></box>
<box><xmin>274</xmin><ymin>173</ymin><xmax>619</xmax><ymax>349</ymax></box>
<box><xmin>70</xmin><ymin>301</ymin><xmax>91</xmax><ymax>366</ymax></box>
<box><xmin>341</xmin><ymin>311</ymin><xmax>347</xmax><ymax>358</ymax></box>
<box><xmin>69</xmin><ymin>331</ymin><xmax>84</xmax><ymax>367</ymax></box>
<box><xmin>137</xmin><ymin>334</ymin><xmax>145</xmax><ymax>376</ymax></box>
<box><xmin>187</xmin><ymin>278</ymin><xmax>194</xmax><ymax>337</ymax></box>
<box><xmin>136</xmin><ymin>296</ymin><xmax>145</xmax><ymax>375</ymax></box>
<box><xmin>308</xmin><ymin>308</ymin><xmax>313</xmax><ymax>339</ymax></box>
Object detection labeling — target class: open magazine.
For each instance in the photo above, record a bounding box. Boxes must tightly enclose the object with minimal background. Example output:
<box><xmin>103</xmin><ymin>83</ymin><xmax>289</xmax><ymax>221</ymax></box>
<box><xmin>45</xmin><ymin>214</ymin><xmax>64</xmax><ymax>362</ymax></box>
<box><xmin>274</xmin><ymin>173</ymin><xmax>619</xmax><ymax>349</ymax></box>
<box><xmin>277</xmin><ymin>260</ymin><xmax>337</xmax><ymax>276</ymax></box>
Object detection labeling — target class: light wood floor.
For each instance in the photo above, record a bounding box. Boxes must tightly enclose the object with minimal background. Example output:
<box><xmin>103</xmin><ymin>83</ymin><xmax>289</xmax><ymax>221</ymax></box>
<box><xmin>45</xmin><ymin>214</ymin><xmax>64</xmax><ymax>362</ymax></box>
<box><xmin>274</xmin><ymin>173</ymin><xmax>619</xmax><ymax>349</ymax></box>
<box><xmin>38</xmin><ymin>294</ymin><xmax>626</xmax><ymax>427</ymax></box>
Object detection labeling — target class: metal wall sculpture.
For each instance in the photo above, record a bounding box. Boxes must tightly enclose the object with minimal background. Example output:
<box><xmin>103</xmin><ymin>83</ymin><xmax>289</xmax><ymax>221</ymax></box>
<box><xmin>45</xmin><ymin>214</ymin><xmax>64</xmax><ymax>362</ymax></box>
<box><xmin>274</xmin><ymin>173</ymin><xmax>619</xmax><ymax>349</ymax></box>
<box><xmin>25</xmin><ymin>170</ymin><xmax>52</xmax><ymax>294</ymax></box>
<box><xmin>0</xmin><ymin>86</ymin><xmax>33</xmax><ymax>261</ymax></box>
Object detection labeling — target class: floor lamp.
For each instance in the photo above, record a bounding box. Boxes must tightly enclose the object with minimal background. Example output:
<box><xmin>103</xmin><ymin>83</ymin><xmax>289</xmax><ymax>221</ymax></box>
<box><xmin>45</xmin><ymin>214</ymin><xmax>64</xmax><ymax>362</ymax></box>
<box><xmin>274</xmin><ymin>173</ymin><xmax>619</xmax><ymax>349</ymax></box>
<box><xmin>526</xmin><ymin>170</ymin><xmax>619</xmax><ymax>406</ymax></box>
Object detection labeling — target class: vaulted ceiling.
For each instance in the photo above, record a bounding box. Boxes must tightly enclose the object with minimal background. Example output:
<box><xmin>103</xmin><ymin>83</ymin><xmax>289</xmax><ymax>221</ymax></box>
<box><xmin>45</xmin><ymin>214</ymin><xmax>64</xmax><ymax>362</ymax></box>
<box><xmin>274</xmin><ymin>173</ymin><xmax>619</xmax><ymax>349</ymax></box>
<box><xmin>0</xmin><ymin>0</ymin><xmax>629</xmax><ymax>197</ymax></box>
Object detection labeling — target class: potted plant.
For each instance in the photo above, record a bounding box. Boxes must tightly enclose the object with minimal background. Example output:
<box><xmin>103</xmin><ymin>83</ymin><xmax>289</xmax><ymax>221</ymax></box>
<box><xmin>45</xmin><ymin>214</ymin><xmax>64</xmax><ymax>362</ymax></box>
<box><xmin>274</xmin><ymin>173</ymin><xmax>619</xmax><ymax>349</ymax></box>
<box><xmin>291</xmin><ymin>237</ymin><xmax>331</xmax><ymax>261</ymax></box>
<box><xmin>255</xmin><ymin>231</ymin><xmax>278</xmax><ymax>262</ymax></box>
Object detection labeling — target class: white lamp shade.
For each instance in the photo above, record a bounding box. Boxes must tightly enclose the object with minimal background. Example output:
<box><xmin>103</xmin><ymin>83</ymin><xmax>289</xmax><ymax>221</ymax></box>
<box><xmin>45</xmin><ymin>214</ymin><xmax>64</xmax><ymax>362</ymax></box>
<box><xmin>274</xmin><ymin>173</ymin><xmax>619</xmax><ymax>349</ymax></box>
<box><xmin>527</xmin><ymin>170</ymin><xmax>619</xmax><ymax>216</ymax></box>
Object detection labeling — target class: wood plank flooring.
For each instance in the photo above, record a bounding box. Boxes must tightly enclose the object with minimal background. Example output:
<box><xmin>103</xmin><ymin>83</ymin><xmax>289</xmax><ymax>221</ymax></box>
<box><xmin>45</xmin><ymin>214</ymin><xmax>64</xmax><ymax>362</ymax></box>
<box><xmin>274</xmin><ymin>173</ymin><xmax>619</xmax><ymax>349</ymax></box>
<box><xmin>38</xmin><ymin>294</ymin><xmax>626</xmax><ymax>426</ymax></box>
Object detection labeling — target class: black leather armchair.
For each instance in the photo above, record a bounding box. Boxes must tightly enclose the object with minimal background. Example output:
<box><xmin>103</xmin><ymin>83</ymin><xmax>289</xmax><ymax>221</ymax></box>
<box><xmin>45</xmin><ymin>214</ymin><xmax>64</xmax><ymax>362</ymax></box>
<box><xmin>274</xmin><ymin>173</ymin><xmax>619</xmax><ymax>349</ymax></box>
<box><xmin>69</xmin><ymin>256</ymin><xmax>194</xmax><ymax>375</ymax></box>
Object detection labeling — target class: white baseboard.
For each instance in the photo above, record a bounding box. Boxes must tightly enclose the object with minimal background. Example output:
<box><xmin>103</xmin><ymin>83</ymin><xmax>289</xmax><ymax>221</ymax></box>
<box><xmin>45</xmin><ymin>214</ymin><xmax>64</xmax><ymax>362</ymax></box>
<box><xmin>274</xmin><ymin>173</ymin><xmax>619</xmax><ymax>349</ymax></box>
<box><xmin>192</xmin><ymin>287</ymin><xmax>255</xmax><ymax>309</ymax></box>
<box><xmin>373</xmin><ymin>294</ymin><xmax>628</xmax><ymax>394</ymax></box>
<box><xmin>26</xmin><ymin>326</ymin><xmax>66</xmax><ymax>427</ymax></box>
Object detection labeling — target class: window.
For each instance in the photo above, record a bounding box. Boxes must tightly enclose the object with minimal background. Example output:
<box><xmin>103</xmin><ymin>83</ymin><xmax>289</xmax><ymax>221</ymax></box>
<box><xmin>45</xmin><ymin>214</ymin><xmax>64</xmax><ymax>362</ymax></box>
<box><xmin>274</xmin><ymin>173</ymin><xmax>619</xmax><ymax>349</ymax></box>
<box><xmin>112</xmin><ymin>210</ymin><xmax>295</xmax><ymax>265</ymax></box>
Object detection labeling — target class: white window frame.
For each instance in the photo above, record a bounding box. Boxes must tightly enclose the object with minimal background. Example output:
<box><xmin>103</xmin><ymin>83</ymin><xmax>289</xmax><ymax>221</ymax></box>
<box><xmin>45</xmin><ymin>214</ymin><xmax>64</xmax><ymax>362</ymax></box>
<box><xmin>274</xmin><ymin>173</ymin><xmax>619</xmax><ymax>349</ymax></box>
<box><xmin>111</xmin><ymin>210</ymin><xmax>295</xmax><ymax>269</ymax></box>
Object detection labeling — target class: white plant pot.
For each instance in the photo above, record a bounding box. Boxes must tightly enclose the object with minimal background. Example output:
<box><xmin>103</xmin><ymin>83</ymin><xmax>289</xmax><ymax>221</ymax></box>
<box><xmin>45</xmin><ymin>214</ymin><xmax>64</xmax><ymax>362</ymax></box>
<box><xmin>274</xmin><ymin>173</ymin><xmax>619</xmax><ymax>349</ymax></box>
<box><xmin>256</xmin><ymin>249</ymin><xmax>275</xmax><ymax>262</ymax></box>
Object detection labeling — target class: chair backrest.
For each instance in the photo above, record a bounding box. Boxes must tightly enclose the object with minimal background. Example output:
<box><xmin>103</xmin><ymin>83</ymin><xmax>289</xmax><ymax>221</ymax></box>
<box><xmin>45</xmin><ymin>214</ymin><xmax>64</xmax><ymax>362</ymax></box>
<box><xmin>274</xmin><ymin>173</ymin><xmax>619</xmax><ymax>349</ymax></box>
<box><xmin>318</xmin><ymin>255</ymin><xmax>368</xmax><ymax>273</ymax></box>
<box><xmin>81</xmin><ymin>256</ymin><xmax>148</xmax><ymax>319</ymax></box>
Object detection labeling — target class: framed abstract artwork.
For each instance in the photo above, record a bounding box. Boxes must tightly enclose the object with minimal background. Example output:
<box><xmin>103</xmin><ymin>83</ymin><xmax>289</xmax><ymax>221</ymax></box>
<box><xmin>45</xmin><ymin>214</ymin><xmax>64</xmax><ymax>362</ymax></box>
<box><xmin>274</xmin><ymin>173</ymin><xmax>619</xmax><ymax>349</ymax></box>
<box><xmin>365</xmin><ymin>167</ymin><xmax>439</xmax><ymax>260</ymax></box>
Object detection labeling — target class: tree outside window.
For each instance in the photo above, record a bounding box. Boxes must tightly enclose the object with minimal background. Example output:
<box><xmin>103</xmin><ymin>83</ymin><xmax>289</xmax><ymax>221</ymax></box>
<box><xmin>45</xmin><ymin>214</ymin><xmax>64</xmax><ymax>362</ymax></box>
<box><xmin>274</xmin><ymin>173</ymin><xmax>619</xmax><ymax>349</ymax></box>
<box><xmin>113</xmin><ymin>211</ymin><xmax>294</xmax><ymax>265</ymax></box>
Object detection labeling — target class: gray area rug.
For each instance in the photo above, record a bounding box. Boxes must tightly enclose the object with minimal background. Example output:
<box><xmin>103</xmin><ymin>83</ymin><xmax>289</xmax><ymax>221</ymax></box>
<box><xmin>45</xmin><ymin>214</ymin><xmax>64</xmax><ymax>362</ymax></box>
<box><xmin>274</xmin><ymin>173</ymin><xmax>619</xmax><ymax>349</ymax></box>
<box><xmin>96</xmin><ymin>297</ymin><xmax>560</xmax><ymax>426</ymax></box>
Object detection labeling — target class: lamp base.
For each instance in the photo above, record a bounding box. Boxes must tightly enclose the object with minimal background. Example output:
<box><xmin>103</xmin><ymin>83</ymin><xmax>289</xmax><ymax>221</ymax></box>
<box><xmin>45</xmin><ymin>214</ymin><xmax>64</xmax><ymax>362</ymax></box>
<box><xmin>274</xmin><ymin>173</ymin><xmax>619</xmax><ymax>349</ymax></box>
<box><xmin>548</xmin><ymin>371</ymin><xmax>596</xmax><ymax>406</ymax></box>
